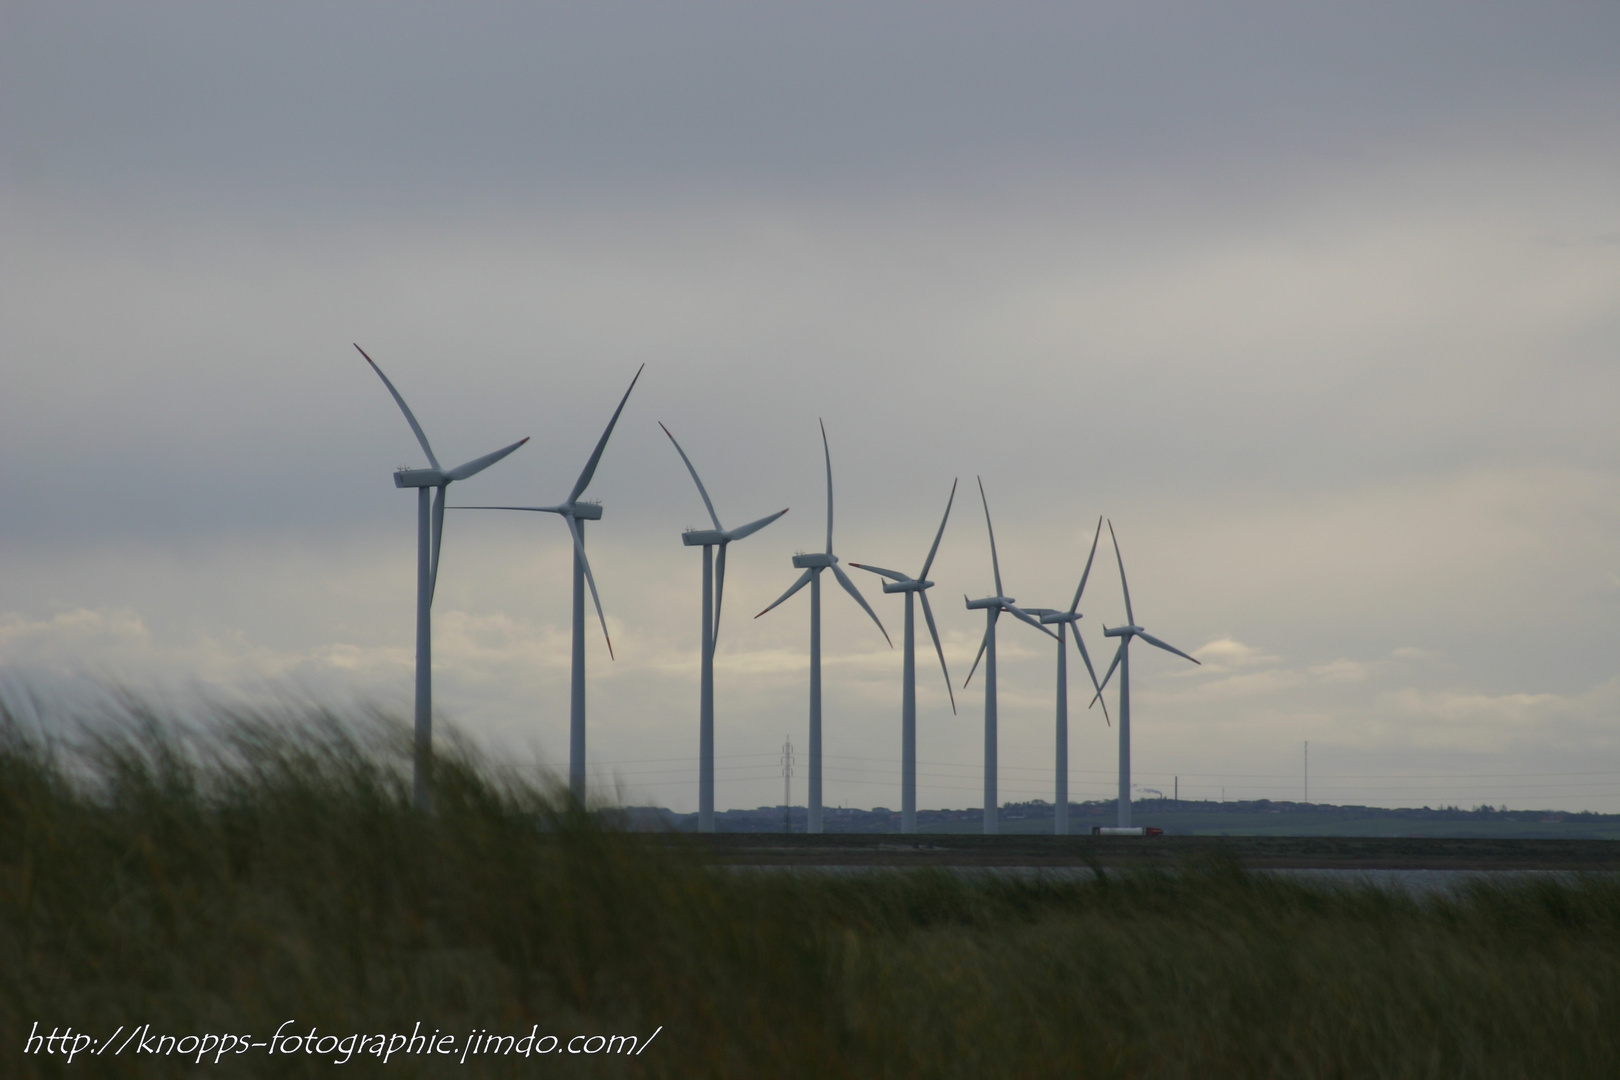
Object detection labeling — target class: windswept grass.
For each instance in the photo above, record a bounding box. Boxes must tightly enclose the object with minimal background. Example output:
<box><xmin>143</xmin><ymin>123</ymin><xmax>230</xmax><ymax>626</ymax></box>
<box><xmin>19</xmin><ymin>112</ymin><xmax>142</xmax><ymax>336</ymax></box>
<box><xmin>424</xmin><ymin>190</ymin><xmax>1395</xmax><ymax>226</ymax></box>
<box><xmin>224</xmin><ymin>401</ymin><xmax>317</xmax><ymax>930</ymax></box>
<box><xmin>3</xmin><ymin>693</ymin><xmax>1619</xmax><ymax>1078</ymax></box>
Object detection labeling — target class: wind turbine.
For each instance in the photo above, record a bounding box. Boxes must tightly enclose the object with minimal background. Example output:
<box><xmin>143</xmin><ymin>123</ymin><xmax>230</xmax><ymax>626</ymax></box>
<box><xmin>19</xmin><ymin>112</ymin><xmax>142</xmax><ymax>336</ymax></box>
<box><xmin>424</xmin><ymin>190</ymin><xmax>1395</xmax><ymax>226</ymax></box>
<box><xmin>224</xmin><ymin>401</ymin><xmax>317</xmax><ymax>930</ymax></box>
<box><xmin>851</xmin><ymin>479</ymin><xmax>959</xmax><ymax>835</ymax></box>
<box><xmin>962</xmin><ymin>478</ymin><xmax>1052</xmax><ymax>835</ymax></box>
<box><xmin>1090</xmin><ymin>520</ymin><xmax>1200</xmax><ymax>828</ymax></box>
<box><xmin>755</xmin><ymin>421</ymin><xmax>890</xmax><ymax>835</ymax></box>
<box><xmin>1019</xmin><ymin>516</ymin><xmax>1111</xmax><ymax>835</ymax></box>
<box><xmin>354</xmin><ymin>345</ymin><xmax>529</xmax><ymax>812</ymax></box>
<box><xmin>452</xmin><ymin>365</ymin><xmax>643</xmax><ymax>805</ymax></box>
<box><xmin>660</xmin><ymin>423</ymin><xmax>788</xmax><ymax>833</ymax></box>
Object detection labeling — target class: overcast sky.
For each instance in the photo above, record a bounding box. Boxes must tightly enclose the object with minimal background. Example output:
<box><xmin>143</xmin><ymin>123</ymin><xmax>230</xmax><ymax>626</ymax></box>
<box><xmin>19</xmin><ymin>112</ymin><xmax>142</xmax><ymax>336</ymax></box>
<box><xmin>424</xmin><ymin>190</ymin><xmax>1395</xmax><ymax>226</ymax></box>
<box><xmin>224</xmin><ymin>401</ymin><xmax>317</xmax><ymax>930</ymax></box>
<box><xmin>3</xmin><ymin>2</ymin><xmax>1618</xmax><ymax>813</ymax></box>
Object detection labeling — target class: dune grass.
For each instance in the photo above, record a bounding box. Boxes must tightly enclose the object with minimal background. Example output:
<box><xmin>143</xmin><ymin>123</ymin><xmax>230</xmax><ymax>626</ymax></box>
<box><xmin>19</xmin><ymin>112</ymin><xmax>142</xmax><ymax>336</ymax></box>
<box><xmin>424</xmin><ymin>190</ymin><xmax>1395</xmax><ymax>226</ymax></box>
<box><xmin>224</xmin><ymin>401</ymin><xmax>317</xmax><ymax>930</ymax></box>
<box><xmin>3</xmin><ymin>694</ymin><xmax>1619</xmax><ymax>1078</ymax></box>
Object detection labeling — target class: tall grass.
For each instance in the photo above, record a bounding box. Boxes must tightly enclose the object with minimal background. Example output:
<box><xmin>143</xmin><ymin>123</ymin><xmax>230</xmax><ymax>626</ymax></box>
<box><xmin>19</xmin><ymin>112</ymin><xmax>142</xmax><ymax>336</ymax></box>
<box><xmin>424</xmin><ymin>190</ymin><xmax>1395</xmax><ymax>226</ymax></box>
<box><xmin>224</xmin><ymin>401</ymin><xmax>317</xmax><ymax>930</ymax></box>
<box><xmin>3</xmin><ymin>693</ymin><xmax>1619</xmax><ymax>1078</ymax></box>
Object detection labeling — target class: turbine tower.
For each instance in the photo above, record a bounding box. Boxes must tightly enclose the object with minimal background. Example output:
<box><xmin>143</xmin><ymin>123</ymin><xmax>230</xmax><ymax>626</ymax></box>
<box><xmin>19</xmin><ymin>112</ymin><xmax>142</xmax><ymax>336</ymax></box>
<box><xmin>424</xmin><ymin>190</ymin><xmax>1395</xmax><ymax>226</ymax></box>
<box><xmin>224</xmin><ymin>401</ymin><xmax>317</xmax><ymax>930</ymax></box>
<box><xmin>962</xmin><ymin>478</ymin><xmax>1050</xmax><ymax>835</ymax></box>
<box><xmin>1091</xmin><ymin>521</ymin><xmax>1200</xmax><ymax>827</ymax></box>
<box><xmin>755</xmin><ymin>421</ymin><xmax>890</xmax><ymax>835</ymax></box>
<box><xmin>660</xmin><ymin>423</ymin><xmax>788</xmax><ymax>833</ymax></box>
<box><xmin>354</xmin><ymin>345</ymin><xmax>528</xmax><ymax>812</ymax></box>
<box><xmin>453</xmin><ymin>365</ymin><xmax>643</xmax><ymax>805</ymax></box>
<box><xmin>851</xmin><ymin>479</ymin><xmax>959</xmax><ymax>835</ymax></box>
<box><xmin>1020</xmin><ymin>517</ymin><xmax>1111</xmax><ymax>835</ymax></box>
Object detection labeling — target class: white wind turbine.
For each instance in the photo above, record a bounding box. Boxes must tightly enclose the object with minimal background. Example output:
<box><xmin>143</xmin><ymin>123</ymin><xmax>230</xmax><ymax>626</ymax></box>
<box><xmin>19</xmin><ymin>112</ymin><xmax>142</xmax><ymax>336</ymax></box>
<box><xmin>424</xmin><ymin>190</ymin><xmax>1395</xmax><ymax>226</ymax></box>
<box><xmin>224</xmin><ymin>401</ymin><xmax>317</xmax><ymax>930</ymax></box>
<box><xmin>851</xmin><ymin>479</ymin><xmax>959</xmax><ymax>835</ymax></box>
<box><xmin>355</xmin><ymin>345</ymin><xmax>529</xmax><ymax>811</ymax></box>
<box><xmin>962</xmin><ymin>478</ymin><xmax>1052</xmax><ymax>835</ymax></box>
<box><xmin>1091</xmin><ymin>520</ymin><xmax>1200</xmax><ymax>828</ymax></box>
<box><xmin>755</xmin><ymin>421</ymin><xmax>890</xmax><ymax>835</ymax></box>
<box><xmin>660</xmin><ymin>423</ymin><xmax>789</xmax><ymax>833</ymax></box>
<box><xmin>453</xmin><ymin>365</ymin><xmax>643</xmax><ymax>805</ymax></box>
<box><xmin>1020</xmin><ymin>516</ymin><xmax>1111</xmax><ymax>835</ymax></box>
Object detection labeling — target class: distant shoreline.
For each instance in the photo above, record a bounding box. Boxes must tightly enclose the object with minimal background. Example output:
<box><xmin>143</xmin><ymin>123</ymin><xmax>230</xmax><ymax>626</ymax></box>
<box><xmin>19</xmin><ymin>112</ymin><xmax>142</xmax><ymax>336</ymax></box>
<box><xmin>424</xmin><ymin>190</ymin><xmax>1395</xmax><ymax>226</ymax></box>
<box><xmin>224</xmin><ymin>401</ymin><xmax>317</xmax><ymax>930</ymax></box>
<box><xmin>675</xmin><ymin>833</ymin><xmax>1620</xmax><ymax>871</ymax></box>
<box><xmin>618</xmin><ymin>798</ymin><xmax>1620</xmax><ymax>842</ymax></box>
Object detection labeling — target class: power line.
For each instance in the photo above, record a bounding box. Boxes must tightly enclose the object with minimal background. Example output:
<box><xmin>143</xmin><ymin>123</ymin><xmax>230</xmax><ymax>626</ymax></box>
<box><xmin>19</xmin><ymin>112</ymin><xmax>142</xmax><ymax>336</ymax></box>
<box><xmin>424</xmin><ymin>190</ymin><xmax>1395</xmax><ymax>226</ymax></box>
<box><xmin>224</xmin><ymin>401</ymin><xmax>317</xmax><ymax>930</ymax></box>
<box><xmin>490</xmin><ymin>753</ymin><xmax>1620</xmax><ymax>807</ymax></box>
<box><xmin>498</xmin><ymin>749</ymin><xmax>1620</xmax><ymax>783</ymax></box>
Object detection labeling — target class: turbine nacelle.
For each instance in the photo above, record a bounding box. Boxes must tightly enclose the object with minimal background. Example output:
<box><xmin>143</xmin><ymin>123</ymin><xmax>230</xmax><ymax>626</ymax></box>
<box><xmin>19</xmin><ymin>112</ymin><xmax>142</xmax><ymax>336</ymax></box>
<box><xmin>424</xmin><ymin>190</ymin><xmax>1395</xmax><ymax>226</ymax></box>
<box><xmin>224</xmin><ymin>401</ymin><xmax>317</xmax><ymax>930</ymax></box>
<box><xmin>791</xmin><ymin>552</ymin><xmax>836</xmax><ymax>569</ymax></box>
<box><xmin>394</xmin><ymin>468</ymin><xmax>446</xmax><ymax>488</ymax></box>
<box><xmin>1038</xmin><ymin>610</ymin><xmax>1083</xmax><ymax>625</ymax></box>
<box><xmin>965</xmin><ymin>595</ymin><xmax>1015</xmax><ymax>610</ymax></box>
<box><xmin>848</xmin><ymin>561</ymin><xmax>938</xmax><ymax>596</ymax></box>
<box><xmin>682</xmin><ymin>528</ymin><xmax>728</xmax><ymax>546</ymax></box>
<box><xmin>1103</xmin><ymin>624</ymin><xmax>1144</xmax><ymax>638</ymax></box>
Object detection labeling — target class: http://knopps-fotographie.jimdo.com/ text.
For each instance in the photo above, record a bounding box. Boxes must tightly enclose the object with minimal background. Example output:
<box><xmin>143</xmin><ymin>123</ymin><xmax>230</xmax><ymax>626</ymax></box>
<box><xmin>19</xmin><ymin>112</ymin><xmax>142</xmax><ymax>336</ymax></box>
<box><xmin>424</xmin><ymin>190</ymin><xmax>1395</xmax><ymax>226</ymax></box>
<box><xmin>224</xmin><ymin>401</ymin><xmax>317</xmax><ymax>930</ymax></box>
<box><xmin>21</xmin><ymin>1020</ymin><xmax>663</xmax><ymax>1065</ymax></box>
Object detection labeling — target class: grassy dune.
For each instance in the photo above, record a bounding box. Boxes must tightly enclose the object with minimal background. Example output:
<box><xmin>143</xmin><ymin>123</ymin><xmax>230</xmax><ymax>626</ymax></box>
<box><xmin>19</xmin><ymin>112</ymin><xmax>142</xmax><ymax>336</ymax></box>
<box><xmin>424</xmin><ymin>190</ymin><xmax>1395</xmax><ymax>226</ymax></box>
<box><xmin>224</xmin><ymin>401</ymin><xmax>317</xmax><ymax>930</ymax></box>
<box><xmin>3</xmin><ymin>696</ymin><xmax>1619</xmax><ymax>1078</ymax></box>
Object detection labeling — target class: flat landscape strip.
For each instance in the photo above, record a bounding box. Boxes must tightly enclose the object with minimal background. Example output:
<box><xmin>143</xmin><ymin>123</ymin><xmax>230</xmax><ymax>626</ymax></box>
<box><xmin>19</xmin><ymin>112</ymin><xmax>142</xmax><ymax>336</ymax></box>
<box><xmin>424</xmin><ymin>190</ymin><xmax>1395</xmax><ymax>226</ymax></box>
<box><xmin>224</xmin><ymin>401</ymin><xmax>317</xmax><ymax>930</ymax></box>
<box><xmin>727</xmin><ymin>864</ymin><xmax>1620</xmax><ymax>896</ymax></box>
<box><xmin>690</xmin><ymin>833</ymin><xmax>1620</xmax><ymax>869</ymax></box>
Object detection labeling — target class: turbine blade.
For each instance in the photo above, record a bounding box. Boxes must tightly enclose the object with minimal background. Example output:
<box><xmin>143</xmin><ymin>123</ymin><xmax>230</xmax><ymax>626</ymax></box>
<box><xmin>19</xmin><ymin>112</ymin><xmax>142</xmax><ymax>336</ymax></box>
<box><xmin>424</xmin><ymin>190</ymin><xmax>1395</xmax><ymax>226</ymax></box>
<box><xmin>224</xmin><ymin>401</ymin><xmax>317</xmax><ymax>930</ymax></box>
<box><xmin>831</xmin><ymin>563</ymin><xmax>891</xmax><ymax>647</ymax></box>
<box><xmin>1071</xmin><ymin>627</ymin><xmax>1111</xmax><ymax>725</ymax></box>
<box><xmin>1070</xmin><ymin>515</ymin><xmax>1104</xmax><ymax>614</ymax></box>
<box><xmin>725</xmin><ymin>508</ymin><xmax>789</xmax><ymax>542</ymax></box>
<box><xmin>1108</xmin><ymin>519</ymin><xmax>1134</xmax><ymax>627</ymax></box>
<box><xmin>564</xmin><ymin>514</ymin><xmax>614</xmax><ymax>660</ymax></box>
<box><xmin>429</xmin><ymin>485</ymin><xmax>446</xmax><ymax>603</ymax></box>
<box><xmin>1072</xmin><ymin>626</ymin><xmax>1103</xmax><ymax>693</ymax></box>
<box><xmin>713</xmin><ymin>542</ymin><xmax>727</xmax><ymax>641</ymax></box>
<box><xmin>756</xmin><ymin>567</ymin><xmax>815</xmax><ymax>618</ymax></box>
<box><xmin>445</xmin><ymin>437</ymin><xmax>531</xmax><ymax>482</ymax></box>
<box><xmin>918</xmin><ymin>591</ymin><xmax>956</xmax><ymax>714</ymax></box>
<box><xmin>355</xmin><ymin>344</ymin><xmax>440</xmax><ymax>471</ymax></box>
<box><xmin>568</xmin><ymin>365</ymin><xmax>643</xmax><ymax>505</ymax></box>
<box><xmin>1089</xmin><ymin>642</ymin><xmax>1124</xmax><ymax>709</ymax></box>
<box><xmin>821</xmin><ymin>419</ymin><xmax>834</xmax><ymax>555</ymax></box>
<box><xmin>1139</xmin><ymin>630</ymin><xmax>1200</xmax><ymax>666</ymax></box>
<box><xmin>978</xmin><ymin>476</ymin><xmax>1003</xmax><ymax>597</ymax></box>
<box><xmin>963</xmin><ymin>624</ymin><xmax>991</xmax><ymax>689</ymax></box>
<box><xmin>1006</xmin><ymin>602</ymin><xmax>1058</xmax><ymax>639</ymax></box>
<box><xmin>849</xmin><ymin>563</ymin><xmax>908</xmax><ymax>582</ymax></box>
<box><xmin>919</xmin><ymin>478</ymin><xmax>957</xmax><ymax>579</ymax></box>
<box><xmin>658</xmin><ymin>423</ymin><xmax>723</xmax><ymax>531</ymax></box>
<box><xmin>446</xmin><ymin>505</ymin><xmax>561</xmax><ymax>513</ymax></box>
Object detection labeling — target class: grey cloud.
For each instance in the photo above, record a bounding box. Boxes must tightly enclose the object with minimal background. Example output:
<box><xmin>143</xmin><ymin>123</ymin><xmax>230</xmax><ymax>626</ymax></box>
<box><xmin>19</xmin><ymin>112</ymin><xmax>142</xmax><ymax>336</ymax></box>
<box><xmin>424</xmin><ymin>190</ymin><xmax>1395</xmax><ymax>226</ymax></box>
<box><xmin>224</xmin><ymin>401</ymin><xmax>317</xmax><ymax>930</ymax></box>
<box><xmin>3</xmin><ymin>1</ymin><xmax>1619</xmax><ymax>812</ymax></box>
<box><xmin>5</xmin><ymin>3</ymin><xmax>1618</xmax><ymax>209</ymax></box>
